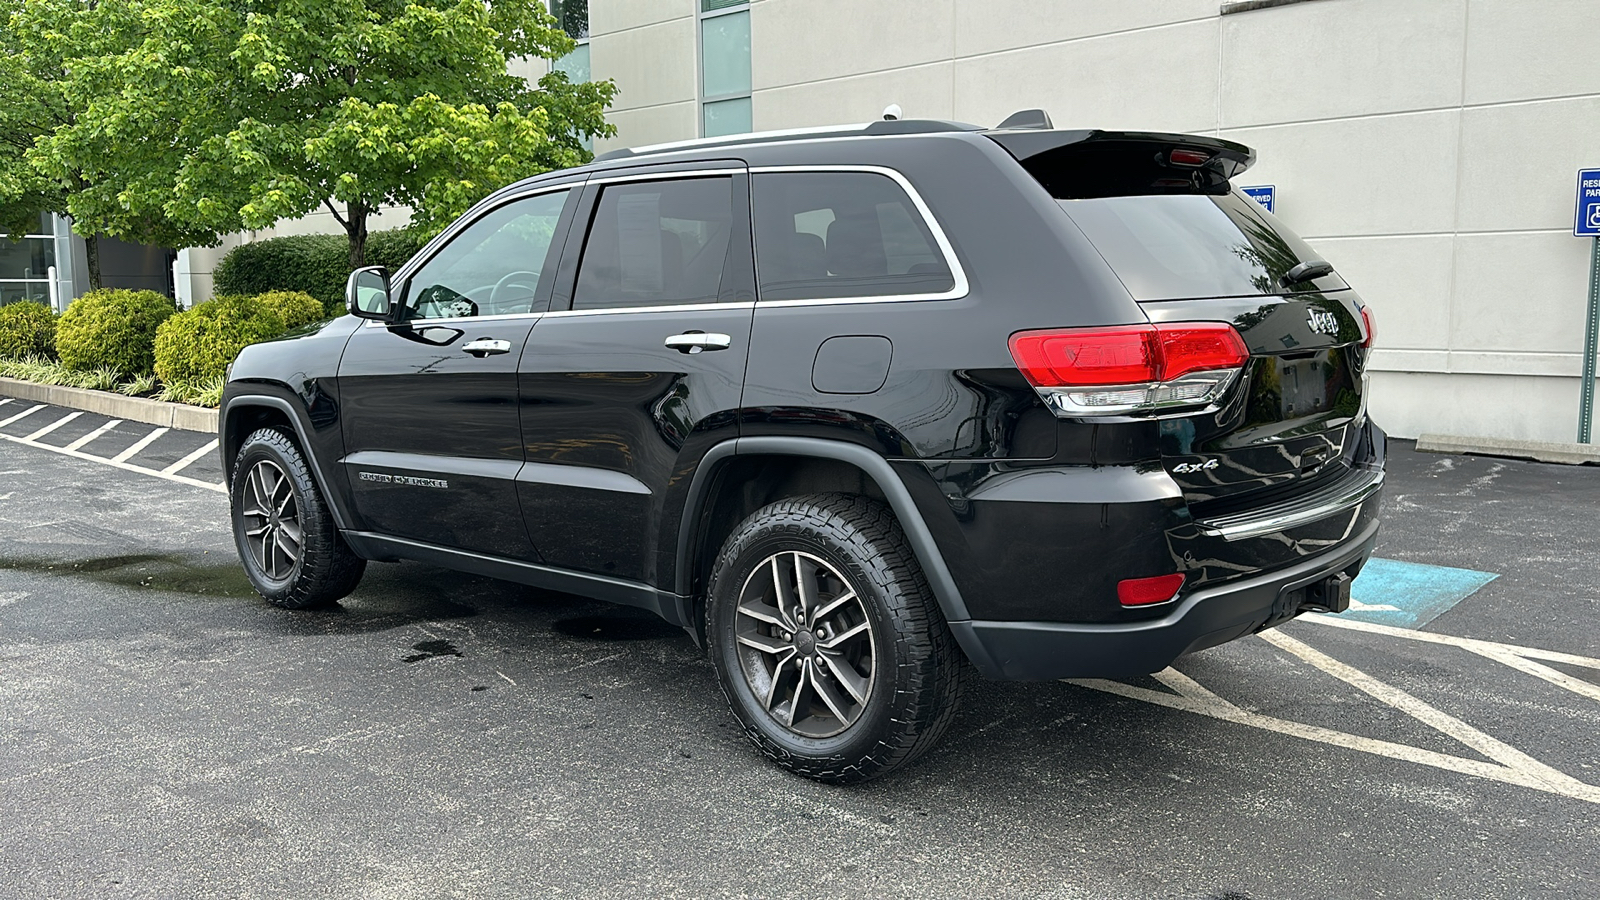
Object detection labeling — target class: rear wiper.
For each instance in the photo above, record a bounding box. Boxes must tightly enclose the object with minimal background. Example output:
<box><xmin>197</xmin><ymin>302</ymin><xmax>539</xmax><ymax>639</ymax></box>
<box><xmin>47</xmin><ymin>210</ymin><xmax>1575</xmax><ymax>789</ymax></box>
<box><xmin>1281</xmin><ymin>260</ymin><xmax>1335</xmax><ymax>288</ymax></box>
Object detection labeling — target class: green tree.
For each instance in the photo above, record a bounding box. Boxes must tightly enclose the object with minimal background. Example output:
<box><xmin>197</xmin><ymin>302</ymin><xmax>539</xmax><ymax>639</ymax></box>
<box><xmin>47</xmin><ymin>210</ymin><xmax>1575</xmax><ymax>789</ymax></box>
<box><xmin>71</xmin><ymin>0</ymin><xmax>615</xmax><ymax>268</ymax></box>
<box><xmin>1</xmin><ymin>0</ymin><xmax>222</xmax><ymax>288</ymax></box>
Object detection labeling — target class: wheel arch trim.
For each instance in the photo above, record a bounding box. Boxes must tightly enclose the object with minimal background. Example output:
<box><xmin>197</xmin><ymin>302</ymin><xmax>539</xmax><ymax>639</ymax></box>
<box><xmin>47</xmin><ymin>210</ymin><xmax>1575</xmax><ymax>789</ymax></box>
<box><xmin>674</xmin><ymin>436</ymin><xmax>971</xmax><ymax>623</ymax></box>
<box><xmin>220</xmin><ymin>392</ymin><xmax>352</xmax><ymax>531</ymax></box>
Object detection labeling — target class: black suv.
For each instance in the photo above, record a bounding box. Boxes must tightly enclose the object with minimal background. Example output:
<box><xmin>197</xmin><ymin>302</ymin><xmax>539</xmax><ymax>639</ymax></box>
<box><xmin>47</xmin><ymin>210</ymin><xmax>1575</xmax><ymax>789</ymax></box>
<box><xmin>221</xmin><ymin>115</ymin><xmax>1385</xmax><ymax>783</ymax></box>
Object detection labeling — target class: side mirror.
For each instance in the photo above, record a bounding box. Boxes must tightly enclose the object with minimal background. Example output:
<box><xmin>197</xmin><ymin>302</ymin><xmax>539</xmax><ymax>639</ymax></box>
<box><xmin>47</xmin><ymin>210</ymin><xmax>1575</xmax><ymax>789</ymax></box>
<box><xmin>346</xmin><ymin>266</ymin><xmax>394</xmax><ymax>320</ymax></box>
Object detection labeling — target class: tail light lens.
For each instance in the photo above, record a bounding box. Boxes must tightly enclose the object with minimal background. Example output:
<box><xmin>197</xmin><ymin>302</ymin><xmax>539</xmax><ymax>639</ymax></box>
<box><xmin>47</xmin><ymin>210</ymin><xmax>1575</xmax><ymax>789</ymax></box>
<box><xmin>1358</xmin><ymin>304</ymin><xmax>1376</xmax><ymax>349</ymax></box>
<box><xmin>1009</xmin><ymin>322</ymin><xmax>1249</xmax><ymax>416</ymax></box>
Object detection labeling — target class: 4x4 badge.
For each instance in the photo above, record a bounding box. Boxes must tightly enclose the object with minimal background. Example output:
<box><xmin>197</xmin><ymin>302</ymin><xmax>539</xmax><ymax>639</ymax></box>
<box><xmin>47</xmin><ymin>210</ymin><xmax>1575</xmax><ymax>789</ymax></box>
<box><xmin>1172</xmin><ymin>458</ymin><xmax>1220</xmax><ymax>474</ymax></box>
<box><xmin>1307</xmin><ymin>308</ymin><xmax>1340</xmax><ymax>335</ymax></box>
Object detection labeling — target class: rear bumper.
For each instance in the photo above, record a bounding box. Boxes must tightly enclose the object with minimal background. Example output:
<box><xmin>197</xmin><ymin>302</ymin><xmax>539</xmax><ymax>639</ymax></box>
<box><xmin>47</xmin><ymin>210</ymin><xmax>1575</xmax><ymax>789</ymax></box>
<box><xmin>948</xmin><ymin>514</ymin><xmax>1380</xmax><ymax>680</ymax></box>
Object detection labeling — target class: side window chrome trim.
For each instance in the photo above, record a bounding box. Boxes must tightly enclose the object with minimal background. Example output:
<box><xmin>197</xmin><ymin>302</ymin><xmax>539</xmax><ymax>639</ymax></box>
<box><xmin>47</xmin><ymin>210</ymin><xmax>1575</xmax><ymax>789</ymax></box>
<box><xmin>544</xmin><ymin>300</ymin><xmax>755</xmax><ymax>318</ymax></box>
<box><xmin>585</xmin><ymin>166</ymin><xmax>745</xmax><ymax>186</ymax></box>
<box><xmin>361</xmin><ymin>312</ymin><xmax>546</xmax><ymax>328</ymax></box>
<box><xmin>746</xmin><ymin>164</ymin><xmax>970</xmax><ymax>307</ymax></box>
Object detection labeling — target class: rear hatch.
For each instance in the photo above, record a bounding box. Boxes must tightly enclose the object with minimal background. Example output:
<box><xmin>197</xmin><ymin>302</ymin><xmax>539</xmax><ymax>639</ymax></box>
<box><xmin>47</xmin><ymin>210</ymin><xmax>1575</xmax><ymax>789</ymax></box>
<box><xmin>991</xmin><ymin>130</ymin><xmax>1371</xmax><ymax>510</ymax></box>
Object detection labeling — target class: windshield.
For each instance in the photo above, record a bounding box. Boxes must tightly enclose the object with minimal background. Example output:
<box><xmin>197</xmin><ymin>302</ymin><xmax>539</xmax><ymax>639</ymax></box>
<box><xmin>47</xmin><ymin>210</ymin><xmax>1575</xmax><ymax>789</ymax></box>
<box><xmin>1058</xmin><ymin>191</ymin><xmax>1346</xmax><ymax>302</ymax></box>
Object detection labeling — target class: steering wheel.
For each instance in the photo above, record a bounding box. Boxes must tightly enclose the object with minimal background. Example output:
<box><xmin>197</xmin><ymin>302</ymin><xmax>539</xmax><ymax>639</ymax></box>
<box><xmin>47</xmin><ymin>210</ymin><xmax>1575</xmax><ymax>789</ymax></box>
<box><xmin>489</xmin><ymin>270</ymin><xmax>542</xmax><ymax>312</ymax></box>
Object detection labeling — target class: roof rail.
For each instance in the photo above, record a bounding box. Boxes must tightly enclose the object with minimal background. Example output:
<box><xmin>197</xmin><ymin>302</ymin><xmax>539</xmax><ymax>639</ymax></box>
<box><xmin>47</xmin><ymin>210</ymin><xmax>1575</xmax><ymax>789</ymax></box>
<box><xmin>592</xmin><ymin>119</ymin><xmax>984</xmax><ymax>163</ymax></box>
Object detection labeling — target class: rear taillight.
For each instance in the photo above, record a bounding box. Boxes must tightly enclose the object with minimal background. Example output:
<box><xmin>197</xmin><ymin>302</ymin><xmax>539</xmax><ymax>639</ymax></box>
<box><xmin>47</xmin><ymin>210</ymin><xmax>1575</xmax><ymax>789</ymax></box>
<box><xmin>1358</xmin><ymin>304</ymin><xmax>1376</xmax><ymax>349</ymax></box>
<box><xmin>1009</xmin><ymin>322</ymin><xmax>1249</xmax><ymax>416</ymax></box>
<box><xmin>1118</xmin><ymin>573</ymin><xmax>1186</xmax><ymax>607</ymax></box>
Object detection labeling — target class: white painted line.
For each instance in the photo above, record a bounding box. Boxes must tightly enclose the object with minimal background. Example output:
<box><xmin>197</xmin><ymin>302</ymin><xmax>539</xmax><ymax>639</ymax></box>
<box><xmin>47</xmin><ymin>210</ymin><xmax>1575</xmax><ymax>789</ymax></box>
<box><xmin>1470</xmin><ymin>646</ymin><xmax>1600</xmax><ymax>704</ymax></box>
<box><xmin>1257</xmin><ymin>629</ymin><xmax>1597</xmax><ymax>800</ymax></box>
<box><xmin>111</xmin><ymin>427</ymin><xmax>169</xmax><ymax>463</ymax></box>
<box><xmin>0</xmin><ymin>404</ymin><xmax>46</xmax><ymax>428</ymax></box>
<box><xmin>62</xmin><ymin>419</ymin><xmax>122</xmax><ymax>452</ymax></box>
<box><xmin>0</xmin><ymin>398</ymin><xmax>11</xmax><ymax>406</ymax></box>
<box><xmin>161</xmin><ymin>438</ymin><xmax>219</xmax><ymax>475</ymax></box>
<box><xmin>0</xmin><ymin>430</ymin><xmax>224</xmax><ymax>494</ymax></box>
<box><xmin>22</xmin><ymin>411</ymin><xmax>81</xmax><ymax>442</ymax></box>
<box><xmin>1296</xmin><ymin>614</ymin><xmax>1600</xmax><ymax>671</ymax></box>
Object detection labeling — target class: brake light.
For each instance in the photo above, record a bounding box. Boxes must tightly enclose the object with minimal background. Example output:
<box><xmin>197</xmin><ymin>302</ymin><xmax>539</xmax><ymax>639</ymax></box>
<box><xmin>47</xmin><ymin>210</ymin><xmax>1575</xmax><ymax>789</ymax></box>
<box><xmin>1009</xmin><ymin>323</ymin><xmax>1249</xmax><ymax>416</ymax></box>
<box><xmin>1169</xmin><ymin>148</ymin><xmax>1210</xmax><ymax>167</ymax></box>
<box><xmin>1118</xmin><ymin>573</ymin><xmax>1186</xmax><ymax>607</ymax></box>
<box><xmin>1358</xmin><ymin>304</ymin><xmax>1376</xmax><ymax>349</ymax></box>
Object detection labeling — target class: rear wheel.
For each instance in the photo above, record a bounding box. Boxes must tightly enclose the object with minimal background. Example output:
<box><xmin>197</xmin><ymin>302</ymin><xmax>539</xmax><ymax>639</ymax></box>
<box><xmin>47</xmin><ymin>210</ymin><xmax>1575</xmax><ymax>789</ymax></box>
<box><xmin>230</xmin><ymin>428</ymin><xmax>365</xmax><ymax>609</ymax></box>
<box><xmin>707</xmin><ymin>493</ymin><xmax>963</xmax><ymax>783</ymax></box>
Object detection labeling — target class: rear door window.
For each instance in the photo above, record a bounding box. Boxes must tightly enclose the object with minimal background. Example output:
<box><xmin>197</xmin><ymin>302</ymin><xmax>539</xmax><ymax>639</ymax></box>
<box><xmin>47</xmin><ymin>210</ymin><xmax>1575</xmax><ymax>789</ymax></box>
<box><xmin>572</xmin><ymin>176</ymin><xmax>736</xmax><ymax>310</ymax></box>
<box><xmin>1059</xmin><ymin>191</ymin><xmax>1346</xmax><ymax>302</ymax></box>
<box><xmin>752</xmin><ymin>171</ymin><xmax>954</xmax><ymax>302</ymax></box>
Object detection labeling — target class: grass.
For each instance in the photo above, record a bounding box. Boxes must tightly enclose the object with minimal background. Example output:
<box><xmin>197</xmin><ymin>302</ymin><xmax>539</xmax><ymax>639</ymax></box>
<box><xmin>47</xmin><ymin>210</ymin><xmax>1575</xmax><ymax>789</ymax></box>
<box><xmin>0</xmin><ymin>355</ymin><xmax>219</xmax><ymax>408</ymax></box>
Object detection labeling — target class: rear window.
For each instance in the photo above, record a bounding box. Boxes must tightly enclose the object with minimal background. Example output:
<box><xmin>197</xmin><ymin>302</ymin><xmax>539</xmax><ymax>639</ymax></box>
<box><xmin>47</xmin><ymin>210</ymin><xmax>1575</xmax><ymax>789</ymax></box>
<box><xmin>1058</xmin><ymin>191</ymin><xmax>1345</xmax><ymax>302</ymax></box>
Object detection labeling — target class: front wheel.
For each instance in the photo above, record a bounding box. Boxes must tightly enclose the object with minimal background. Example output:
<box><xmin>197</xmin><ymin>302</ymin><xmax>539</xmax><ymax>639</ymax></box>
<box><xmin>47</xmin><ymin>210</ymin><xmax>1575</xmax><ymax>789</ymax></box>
<box><xmin>230</xmin><ymin>428</ymin><xmax>365</xmax><ymax>609</ymax></box>
<box><xmin>706</xmin><ymin>493</ymin><xmax>964</xmax><ymax>783</ymax></box>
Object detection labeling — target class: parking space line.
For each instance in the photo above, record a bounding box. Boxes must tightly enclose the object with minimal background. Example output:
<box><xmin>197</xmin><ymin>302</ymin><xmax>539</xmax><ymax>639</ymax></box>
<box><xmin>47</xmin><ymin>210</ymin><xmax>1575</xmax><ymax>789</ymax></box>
<box><xmin>22</xmin><ymin>412</ymin><xmax>82</xmax><ymax>442</ymax></box>
<box><xmin>0</xmin><ymin>398</ymin><xmax>11</xmax><ymax>406</ymax></box>
<box><xmin>1298</xmin><ymin>614</ymin><xmax>1600</xmax><ymax>671</ymax></box>
<box><xmin>0</xmin><ymin>404</ymin><xmax>45</xmax><ymax>428</ymax></box>
<box><xmin>62</xmin><ymin>419</ymin><xmax>123</xmax><ymax>451</ymax></box>
<box><xmin>161</xmin><ymin>439</ymin><xmax>219</xmax><ymax>475</ymax></box>
<box><xmin>111</xmin><ymin>427</ymin><xmax>169</xmax><ymax>463</ymax></box>
<box><xmin>0</xmin><ymin>428</ymin><xmax>224</xmax><ymax>494</ymax></box>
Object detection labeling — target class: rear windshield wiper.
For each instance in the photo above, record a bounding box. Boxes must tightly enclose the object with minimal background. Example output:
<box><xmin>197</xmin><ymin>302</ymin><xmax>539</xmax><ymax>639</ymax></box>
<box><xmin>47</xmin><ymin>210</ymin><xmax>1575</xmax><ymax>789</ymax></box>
<box><xmin>1281</xmin><ymin>260</ymin><xmax>1335</xmax><ymax>288</ymax></box>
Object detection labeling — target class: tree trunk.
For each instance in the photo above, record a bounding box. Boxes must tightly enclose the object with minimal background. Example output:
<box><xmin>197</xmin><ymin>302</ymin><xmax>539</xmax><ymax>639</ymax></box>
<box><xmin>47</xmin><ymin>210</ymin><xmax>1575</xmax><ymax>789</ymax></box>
<box><xmin>84</xmin><ymin>233</ymin><xmax>102</xmax><ymax>291</ymax></box>
<box><xmin>346</xmin><ymin>202</ymin><xmax>368</xmax><ymax>269</ymax></box>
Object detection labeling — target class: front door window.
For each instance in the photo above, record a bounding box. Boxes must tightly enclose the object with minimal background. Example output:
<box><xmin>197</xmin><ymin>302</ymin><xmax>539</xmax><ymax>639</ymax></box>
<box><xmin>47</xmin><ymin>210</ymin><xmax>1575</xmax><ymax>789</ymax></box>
<box><xmin>401</xmin><ymin>189</ymin><xmax>572</xmax><ymax>320</ymax></box>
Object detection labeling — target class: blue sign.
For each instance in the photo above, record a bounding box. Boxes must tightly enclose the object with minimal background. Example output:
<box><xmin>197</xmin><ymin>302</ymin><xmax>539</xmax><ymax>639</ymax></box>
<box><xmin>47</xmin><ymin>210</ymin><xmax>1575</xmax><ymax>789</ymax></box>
<box><xmin>1241</xmin><ymin>184</ymin><xmax>1275</xmax><ymax>214</ymax></box>
<box><xmin>1576</xmin><ymin>169</ymin><xmax>1600</xmax><ymax>236</ymax></box>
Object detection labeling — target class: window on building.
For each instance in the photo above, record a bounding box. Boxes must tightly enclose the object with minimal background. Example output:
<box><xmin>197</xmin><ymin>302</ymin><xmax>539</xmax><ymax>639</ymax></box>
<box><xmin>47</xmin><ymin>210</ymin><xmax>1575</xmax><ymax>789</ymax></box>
<box><xmin>752</xmin><ymin>172</ymin><xmax>955</xmax><ymax>302</ymax></box>
<box><xmin>700</xmin><ymin>1</ymin><xmax>750</xmax><ymax>137</ymax></box>
<box><xmin>573</xmin><ymin>177</ymin><xmax>736</xmax><ymax>310</ymax></box>
<box><xmin>0</xmin><ymin>213</ymin><xmax>57</xmax><ymax>306</ymax></box>
<box><xmin>550</xmin><ymin>0</ymin><xmax>590</xmax><ymax>84</ymax></box>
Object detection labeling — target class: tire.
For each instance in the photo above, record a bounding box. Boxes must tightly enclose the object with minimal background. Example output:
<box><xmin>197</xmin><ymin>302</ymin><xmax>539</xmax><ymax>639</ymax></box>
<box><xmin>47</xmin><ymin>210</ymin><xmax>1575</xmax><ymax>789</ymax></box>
<box><xmin>706</xmin><ymin>492</ymin><xmax>964</xmax><ymax>783</ymax></box>
<box><xmin>230</xmin><ymin>428</ymin><xmax>365</xmax><ymax>609</ymax></box>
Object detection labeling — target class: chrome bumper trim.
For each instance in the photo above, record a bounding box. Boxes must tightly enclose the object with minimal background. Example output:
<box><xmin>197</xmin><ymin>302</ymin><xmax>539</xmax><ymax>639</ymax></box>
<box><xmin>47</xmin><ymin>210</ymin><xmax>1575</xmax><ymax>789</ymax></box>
<box><xmin>1195</xmin><ymin>467</ymin><xmax>1384</xmax><ymax>542</ymax></box>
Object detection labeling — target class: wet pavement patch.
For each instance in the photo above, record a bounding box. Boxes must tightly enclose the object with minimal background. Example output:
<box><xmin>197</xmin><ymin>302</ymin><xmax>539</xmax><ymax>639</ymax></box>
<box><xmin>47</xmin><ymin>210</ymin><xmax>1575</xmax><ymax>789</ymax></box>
<box><xmin>0</xmin><ymin>552</ymin><xmax>254</xmax><ymax>596</ymax></box>
<box><xmin>404</xmin><ymin>639</ymin><xmax>462</xmax><ymax>663</ymax></box>
<box><xmin>1348</xmin><ymin>557</ymin><xmax>1500</xmax><ymax>628</ymax></box>
<box><xmin>552</xmin><ymin>612</ymin><xmax>682</xmax><ymax>641</ymax></box>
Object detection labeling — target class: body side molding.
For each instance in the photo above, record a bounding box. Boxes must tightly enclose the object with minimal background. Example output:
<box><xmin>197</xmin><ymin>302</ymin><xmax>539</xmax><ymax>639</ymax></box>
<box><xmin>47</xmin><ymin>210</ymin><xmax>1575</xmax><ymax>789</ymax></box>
<box><xmin>674</xmin><ymin>436</ymin><xmax>972</xmax><ymax>623</ymax></box>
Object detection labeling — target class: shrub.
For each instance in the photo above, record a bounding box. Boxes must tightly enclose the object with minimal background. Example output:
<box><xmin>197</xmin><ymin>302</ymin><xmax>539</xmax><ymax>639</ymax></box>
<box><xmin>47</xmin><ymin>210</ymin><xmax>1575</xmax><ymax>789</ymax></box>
<box><xmin>0</xmin><ymin>301</ymin><xmax>58</xmax><ymax>360</ymax></box>
<box><xmin>56</xmin><ymin>289</ymin><xmax>176</xmax><ymax>375</ymax></box>
<box><xmin>153</xmin><ymin>295</ymin><xmax>285</xmax><ymax>387</ymax></box>
<box><xmin>213</xmin><ymin>228</ymin><xmax>433</xmax><ymax>314</ymax></box>
<box><xmin>251</xmin><ymin>290</ymin><xmax>325</xmax><ymax>330</ymax></box>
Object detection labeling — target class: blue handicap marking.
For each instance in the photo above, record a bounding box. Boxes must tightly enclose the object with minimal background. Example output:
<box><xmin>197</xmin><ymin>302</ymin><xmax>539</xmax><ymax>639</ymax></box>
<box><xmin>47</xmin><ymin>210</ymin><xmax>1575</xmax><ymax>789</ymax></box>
<box><xmin>1343</xmin><ymin>557</ymin><xmax>1499</xmax><ymax>629</ymax></box>
<box><xmin>1574</xmin><ymin>168</ymin><xmax>1600</xmax><ymax>237</ymax></box>
<box><xmin>1240</xmin><ymin>184</ymin><xmax>1275</xmax><ymax>214</ymax></box>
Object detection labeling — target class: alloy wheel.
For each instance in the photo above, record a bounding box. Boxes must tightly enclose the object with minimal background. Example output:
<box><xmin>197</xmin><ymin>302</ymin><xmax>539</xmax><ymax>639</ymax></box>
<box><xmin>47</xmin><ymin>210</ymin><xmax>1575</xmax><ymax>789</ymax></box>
<box><xmin>240</xmin><ymin>459</ymin><xmax>302</xmax><ymax>582</ymax></box>
<box><xmin>734</xmin><ymin>550</ymin><xmax>877</xmax><ymax>738</ymax></box>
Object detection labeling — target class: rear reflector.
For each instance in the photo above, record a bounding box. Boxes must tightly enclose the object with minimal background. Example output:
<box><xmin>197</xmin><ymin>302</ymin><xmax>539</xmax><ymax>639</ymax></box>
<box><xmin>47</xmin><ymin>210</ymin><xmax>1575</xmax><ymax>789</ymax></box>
<box><xmin>1118</xmin><ymin>573</ymin><xmax>1186</xmax><ymax>607</ymax></box>
<box><xmin>1359</xmin><ymin>304</ymin><xmax>1376</xmax><ymax>349</ymax></box>
<box><xmin>1009</xmin><ymin>323</ymin><xmax>1249</xmax><ymax>416</ymax></box>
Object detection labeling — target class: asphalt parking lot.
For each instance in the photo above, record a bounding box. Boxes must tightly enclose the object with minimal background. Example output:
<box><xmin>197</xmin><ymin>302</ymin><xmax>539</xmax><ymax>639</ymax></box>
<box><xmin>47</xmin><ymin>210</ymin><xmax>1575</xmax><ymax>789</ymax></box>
<box><xmin>2</xmin><ymin>401</ymin><xmax>1598</xmax><ymax>899</ymax></box>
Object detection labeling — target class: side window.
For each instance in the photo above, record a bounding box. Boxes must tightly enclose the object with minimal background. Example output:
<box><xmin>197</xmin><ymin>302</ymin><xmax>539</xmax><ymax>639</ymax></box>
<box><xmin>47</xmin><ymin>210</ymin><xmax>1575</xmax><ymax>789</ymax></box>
<box><xmin>402</xmin><ymin>189</ymin><xmax>571</xmax><ymax>320</ymax></box>
<box><xmin>752</xmin><ymin>171</ymin><xmax>955</xmax><ymax>302</ymax></box>
<box><xmin>572</xmin><ymin>177</ymin><xmax>735</xmax><ymax>310</ymax></box>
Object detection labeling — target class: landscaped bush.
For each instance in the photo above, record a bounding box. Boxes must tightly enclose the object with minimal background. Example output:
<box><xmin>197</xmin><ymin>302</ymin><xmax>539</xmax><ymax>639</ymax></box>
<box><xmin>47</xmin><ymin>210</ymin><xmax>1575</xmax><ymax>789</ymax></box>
<box><xmin>212</xmin><ymin>228</ymin><xmax>433</xmax><ymax>314</ymax></box>
<box><xmin>250</xmin><ymin>290</ymin><xmax>324</xmax><ymax>330</ymax></box>
<box><xmin>55</xmin><ymin>288</ymin><xmax>177</xmax><ymax>375</ymax></box>
<box><xmin>153</xmin><ymin>295</ymin><xmax>285</xmax><ymax>388</ymax></box>
<box><xmin>0</xmin><ymin>301</ymin><xmax>59</xmax><ymax>360</ymax></box>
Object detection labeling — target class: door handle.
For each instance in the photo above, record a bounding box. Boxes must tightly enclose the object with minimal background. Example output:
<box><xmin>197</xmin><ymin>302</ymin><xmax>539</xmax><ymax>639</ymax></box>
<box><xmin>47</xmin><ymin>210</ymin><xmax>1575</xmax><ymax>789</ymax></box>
<box><xmin>462</xmin><ymin>338</ymin><xmax>512</xmax><ymax>357</ymax></box>
<box><xmin>664</xmin><ymin>332</ymin><xmax>732</xmax><ymax>354</ymax></box>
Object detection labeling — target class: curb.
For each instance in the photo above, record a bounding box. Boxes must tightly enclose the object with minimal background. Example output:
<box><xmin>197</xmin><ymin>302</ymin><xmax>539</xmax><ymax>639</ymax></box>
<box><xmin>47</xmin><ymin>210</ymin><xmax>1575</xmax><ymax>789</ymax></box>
<box><xmin>0</xmin><ymin>377</ymin><xmax>218</xmax><ymax>433</ymax></box>
<box><xmin>1415</xmin><ymin>433</ymin><xmax>1600</xmax><ymax>466</ymax></box>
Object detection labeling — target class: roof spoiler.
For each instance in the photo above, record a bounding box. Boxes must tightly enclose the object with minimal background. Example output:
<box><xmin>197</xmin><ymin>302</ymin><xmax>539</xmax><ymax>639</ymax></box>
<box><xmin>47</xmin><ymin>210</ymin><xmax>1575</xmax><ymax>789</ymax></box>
<box><xmin>985</xmin><ymin>129</ymin><xmax>1256</xmax><ymax>198</ymax></box>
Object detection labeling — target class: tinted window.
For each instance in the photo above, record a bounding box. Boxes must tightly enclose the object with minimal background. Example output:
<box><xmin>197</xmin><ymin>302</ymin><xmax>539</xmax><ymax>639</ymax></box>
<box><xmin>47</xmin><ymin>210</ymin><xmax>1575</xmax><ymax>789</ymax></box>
<box><xmin>752</xmin><ymin>171</ymin><xmax>954</xmax><ymax>302</ymax></box>
<box><xmin>1058</xmin><ymin>191</ymin><xmax>1346</xmax><ymax>302</ymax></box>
<box><xmin>403</xmin><ymin>189</ymin><xmax>571</xmax><ymax>319</ymax></box>
<box><xmin>572</xmin><ymin>177</ymin><xmax>736</xmax><ymax>310</ymax></box>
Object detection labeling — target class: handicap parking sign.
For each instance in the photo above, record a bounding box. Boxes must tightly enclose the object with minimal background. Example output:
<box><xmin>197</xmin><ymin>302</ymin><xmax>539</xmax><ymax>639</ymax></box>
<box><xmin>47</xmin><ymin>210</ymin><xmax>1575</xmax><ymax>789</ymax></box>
<box><xmin>1241</xmin><ymin>184</ymin><xmax>1275</xmax><ymax>214</ymax></box>
<box><xmin>1575</xmin><ymin>169</ymin><xmax>1600</xmax><ymax>236</ymax></box>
